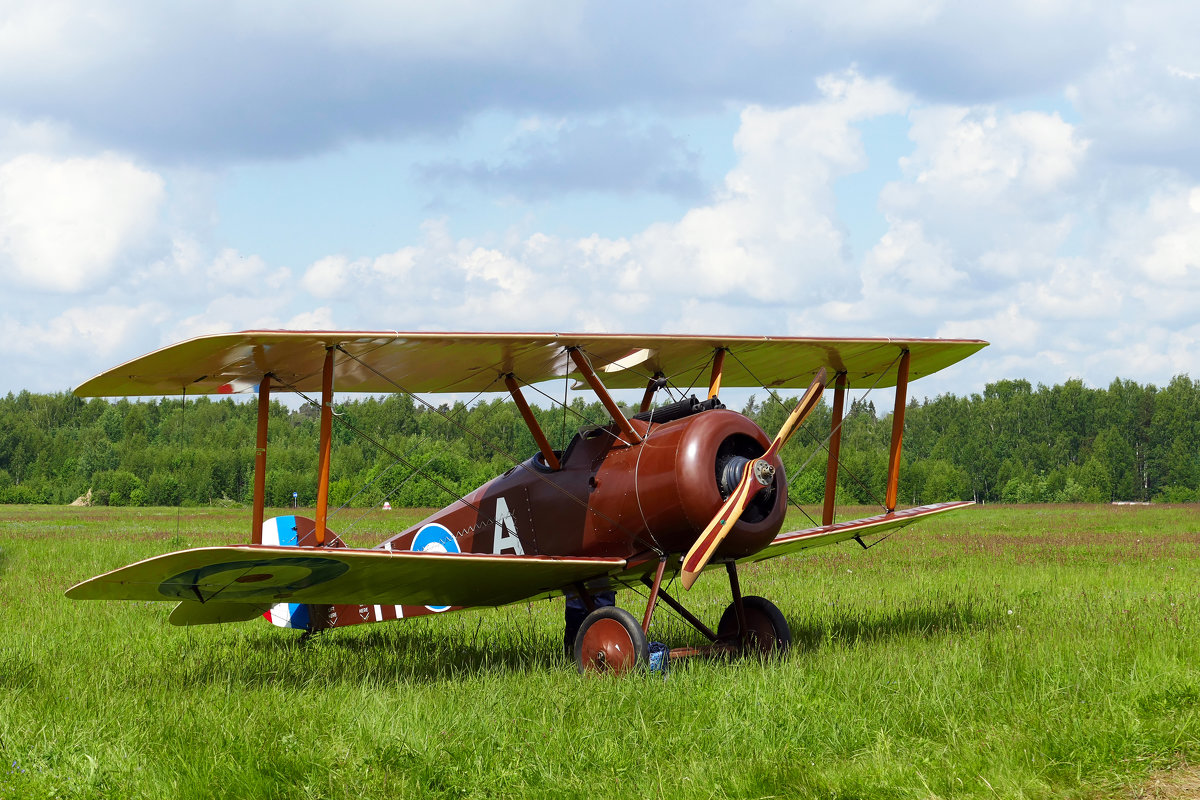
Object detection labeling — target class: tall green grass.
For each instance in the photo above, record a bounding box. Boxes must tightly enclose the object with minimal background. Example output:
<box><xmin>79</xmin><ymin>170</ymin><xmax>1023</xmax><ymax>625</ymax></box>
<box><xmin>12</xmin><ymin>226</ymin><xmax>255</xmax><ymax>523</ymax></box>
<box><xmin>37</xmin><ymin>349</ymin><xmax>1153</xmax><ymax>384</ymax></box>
<box><xmin>1</xmin><ymin>504</ymin><xmax>1197</xmax><ymax>798</ymax></box>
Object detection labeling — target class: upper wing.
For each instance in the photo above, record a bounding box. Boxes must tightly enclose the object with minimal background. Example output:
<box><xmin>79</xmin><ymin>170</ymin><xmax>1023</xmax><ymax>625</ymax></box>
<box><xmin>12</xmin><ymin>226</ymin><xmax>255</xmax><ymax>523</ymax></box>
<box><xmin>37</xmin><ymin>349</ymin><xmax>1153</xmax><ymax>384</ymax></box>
<box><xmin>66</xmin><ymin>546</ymin><xmax>626</xmax><ymax>608</ymax></box>
<box><xmin>73</xmin><ymin>331</ymin><xmax>987</xmax><ymax>396</ymax></box>
<box><xmin>738</xmin><ymin>501</ymin><xmax>975</xmax><ymax>564</ymax></box>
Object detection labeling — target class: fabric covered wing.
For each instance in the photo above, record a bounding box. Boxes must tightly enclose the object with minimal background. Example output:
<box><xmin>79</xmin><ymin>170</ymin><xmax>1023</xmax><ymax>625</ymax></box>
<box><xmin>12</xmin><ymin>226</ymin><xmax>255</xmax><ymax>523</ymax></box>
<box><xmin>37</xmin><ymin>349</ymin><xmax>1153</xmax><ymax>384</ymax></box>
<box><xmin>73</xmin><ymin>331</ymin><xmax>987</xmax><ymax>396</ymax></box>
<box><xmin>738</xmin><ymin>501</ymin><xmax>975</xmax><ymax>564</ymax></box>
<box><xmin>67</xmin><ymin>546</ymin><xmax>626</xmax><ymax>608</ymax></box>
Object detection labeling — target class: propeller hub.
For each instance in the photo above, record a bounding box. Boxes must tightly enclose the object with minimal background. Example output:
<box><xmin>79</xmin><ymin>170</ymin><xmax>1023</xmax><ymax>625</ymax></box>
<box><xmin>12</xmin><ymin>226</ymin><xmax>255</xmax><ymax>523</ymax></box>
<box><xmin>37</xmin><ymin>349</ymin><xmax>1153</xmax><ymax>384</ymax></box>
<box><xmin>752</xmin><ymin>460</ymin><xmax>775</xmax><ymax>486</ymax></box>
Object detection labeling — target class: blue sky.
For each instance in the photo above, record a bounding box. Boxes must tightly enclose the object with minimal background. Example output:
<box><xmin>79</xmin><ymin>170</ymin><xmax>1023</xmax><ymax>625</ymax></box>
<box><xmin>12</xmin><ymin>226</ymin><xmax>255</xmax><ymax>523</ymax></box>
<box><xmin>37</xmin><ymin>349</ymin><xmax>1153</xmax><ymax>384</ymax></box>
<box><xmin>3</xmin><ymin>0</ymin><xmax>1200</xmax><ymax>404</ymax></box>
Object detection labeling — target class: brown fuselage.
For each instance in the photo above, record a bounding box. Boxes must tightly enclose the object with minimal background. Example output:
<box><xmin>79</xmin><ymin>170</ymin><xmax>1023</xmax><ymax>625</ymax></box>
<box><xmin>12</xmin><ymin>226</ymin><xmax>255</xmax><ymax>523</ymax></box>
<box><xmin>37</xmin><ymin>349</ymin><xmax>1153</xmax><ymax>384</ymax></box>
<box><xmin>382</xmin><ymin>408</ymin><xmax>787</xmax><ymax>566</ymax></box>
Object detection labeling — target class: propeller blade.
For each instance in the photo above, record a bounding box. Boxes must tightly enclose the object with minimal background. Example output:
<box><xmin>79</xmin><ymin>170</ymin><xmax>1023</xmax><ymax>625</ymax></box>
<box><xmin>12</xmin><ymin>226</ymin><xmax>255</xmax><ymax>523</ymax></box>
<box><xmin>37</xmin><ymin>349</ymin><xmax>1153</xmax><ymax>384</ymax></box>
<box><xmin>680</xmin><ymin>458</ymin><xmax>770</xmax><ymax>590</ymax></box>
<box><xmin>679</xmin><ymin>368</ymin><xmax>828</xmax><ymax>590</ymax></box>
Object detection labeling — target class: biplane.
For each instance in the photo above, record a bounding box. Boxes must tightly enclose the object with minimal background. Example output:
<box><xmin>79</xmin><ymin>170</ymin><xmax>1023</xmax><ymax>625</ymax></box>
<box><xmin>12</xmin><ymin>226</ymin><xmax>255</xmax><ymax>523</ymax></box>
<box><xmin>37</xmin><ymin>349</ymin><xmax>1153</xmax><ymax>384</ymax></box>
<box><xmin>67</xmin><ymin>332</ymin><xmax>987</xmax><ymax>673</ymax></box>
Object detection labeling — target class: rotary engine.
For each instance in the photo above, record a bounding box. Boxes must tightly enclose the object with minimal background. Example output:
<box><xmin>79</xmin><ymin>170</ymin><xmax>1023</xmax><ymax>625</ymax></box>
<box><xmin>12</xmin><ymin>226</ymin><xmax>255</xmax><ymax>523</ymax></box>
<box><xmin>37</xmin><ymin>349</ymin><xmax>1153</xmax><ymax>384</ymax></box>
<box><xmin>628</xmin><ymin>406</ymin><xmax>787</xmax><ymax>559</ymax></box>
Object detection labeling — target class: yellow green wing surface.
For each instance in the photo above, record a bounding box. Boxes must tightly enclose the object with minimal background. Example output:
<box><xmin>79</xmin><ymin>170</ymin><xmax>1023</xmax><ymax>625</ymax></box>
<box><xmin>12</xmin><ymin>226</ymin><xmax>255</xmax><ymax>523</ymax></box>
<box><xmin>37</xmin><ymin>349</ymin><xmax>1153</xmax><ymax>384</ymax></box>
<box><xmin>67</xmin><ymin>546</ymin><xmax>626</xmax><ymax>608</ymax></box>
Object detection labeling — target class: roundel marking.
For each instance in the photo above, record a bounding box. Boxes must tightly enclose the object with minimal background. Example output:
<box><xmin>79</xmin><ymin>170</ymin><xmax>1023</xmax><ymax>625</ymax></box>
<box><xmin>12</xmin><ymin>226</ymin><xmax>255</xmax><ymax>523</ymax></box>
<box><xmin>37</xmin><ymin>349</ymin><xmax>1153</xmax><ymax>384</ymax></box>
<box><xmin>158</xmin><ymin>556</ymin><xmax>349</xmax><ymax>602</ymax></box>
<box><xmin>409</xmin><ymin>523</ymin><xmax>459</xmax><ymax>611</ymax></box>
<box><xmin>410</xmin><ymin>523</ymin><xmax>460</xmax><ymax>555</ymax></box>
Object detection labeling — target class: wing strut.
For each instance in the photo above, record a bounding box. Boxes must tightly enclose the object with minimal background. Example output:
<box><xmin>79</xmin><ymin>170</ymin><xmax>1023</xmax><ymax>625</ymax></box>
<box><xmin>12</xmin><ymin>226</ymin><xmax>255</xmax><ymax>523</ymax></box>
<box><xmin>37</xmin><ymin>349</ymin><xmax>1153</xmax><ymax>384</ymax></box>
<box><xmin>821</xmin><ymin>372</ymin><xmax>847</xmax><ymax>526</ymax></box>
<box><xmin>251</xmin><ymin>375</ymin><xmax>271</xmax><ymax>544</ymax></box>
<box><xmin>639</xmin><ymin>374</ymin><xmax>666</xmax><ymax>413</ymax></box>
<box><xmin>884</xmin><ymin>350</ymin><xmax>911</xmax><ymax>513</ymax></box>
<box><xmin>568</xmin><ymin>348</ymin><xmax>641</xmax><ymax>445</ymax></box>
<box><xmin>314</xmin><ymin>347</ymin><xmax>334</xmax><ymax>545</ymax></box>
<box><xmin>708</xmin><ymin>348</ymin><xmax>726</xmax><ymax>399</ymax></box>
<box><xmin>504</xmin><ymin>375</ymin><xmax>560</xmax><ymax>470</ymax></box>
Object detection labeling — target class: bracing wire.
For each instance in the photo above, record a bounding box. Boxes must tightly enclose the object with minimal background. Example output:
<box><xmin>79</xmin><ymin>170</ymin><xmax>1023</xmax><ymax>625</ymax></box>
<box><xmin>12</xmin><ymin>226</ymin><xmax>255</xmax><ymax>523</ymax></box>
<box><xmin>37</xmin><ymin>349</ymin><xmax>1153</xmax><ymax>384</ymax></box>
<box><xmin>725</xmin><ymin>347</ymin><xmax>902</xmax><ymax>517</ymax></box>
<box><xmin>333</xmin><ymin>380</ymin><xmax>505</xmax><ymax>535</ymax></box>
<box><xmin>266</xmin><ymin>372</ymin><xmax>492</xmax><ymax>525</ymax></box>
<box><xmin>333</xmin><ymin>347</ymin><xmax>663</xmax><ymax>555</ymax></box>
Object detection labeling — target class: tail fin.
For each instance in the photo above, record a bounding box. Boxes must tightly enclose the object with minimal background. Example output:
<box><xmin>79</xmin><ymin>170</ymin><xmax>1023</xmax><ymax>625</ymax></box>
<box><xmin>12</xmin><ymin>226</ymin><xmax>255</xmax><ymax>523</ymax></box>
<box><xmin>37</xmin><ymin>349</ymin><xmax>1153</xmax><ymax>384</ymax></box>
<box><xmin>260</xmin><ymin>515</ymin><xmax>341</xmax><ymax>630</ymax></box>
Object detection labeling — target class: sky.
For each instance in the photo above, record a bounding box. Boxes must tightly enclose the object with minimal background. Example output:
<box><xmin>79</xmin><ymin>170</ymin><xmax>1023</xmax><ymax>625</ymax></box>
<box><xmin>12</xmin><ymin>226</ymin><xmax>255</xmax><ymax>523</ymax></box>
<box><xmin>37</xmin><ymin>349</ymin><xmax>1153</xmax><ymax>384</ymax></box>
<box><xmin>3</xmin><ymin>0</ymin><xmax>1200</xmax><ymax>405</ymax></box>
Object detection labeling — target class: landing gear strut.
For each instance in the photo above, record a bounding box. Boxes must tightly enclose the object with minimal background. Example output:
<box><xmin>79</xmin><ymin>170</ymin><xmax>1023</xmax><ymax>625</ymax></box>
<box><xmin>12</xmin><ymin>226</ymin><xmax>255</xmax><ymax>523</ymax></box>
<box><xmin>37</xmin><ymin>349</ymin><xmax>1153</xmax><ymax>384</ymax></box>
<box><xmin>715</xmin><ymin>561</ymin><xmax>791</xmax><ymax>656</ymax></box>
<box><xmin>717</xmin><ymin>595</ymin><xmax>791</xmax><ymax>656</ymax></box>
<box><xmin>572</xmin><ymin>559</ymin><xmax>790</xmax><ymax>673</ymax></box>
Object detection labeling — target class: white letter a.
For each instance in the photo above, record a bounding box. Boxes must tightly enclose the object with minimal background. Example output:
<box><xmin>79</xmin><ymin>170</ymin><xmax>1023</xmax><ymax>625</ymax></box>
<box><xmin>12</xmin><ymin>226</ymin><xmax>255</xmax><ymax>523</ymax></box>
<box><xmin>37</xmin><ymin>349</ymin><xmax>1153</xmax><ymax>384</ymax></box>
<box><xmin>492</xmin><ymin>496</ymin><xmax>524</xmax><ymax>555</ymax></box>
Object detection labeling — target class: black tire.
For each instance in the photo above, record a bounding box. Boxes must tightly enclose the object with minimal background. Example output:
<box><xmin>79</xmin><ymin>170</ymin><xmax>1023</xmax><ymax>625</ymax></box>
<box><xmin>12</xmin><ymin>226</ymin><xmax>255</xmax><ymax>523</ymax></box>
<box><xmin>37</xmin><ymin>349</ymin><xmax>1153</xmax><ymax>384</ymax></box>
<box><xmin>717</xmin><ymin>595</ymin><xmax>791</xmax><ymax>657</ymax></box>
<box><xmin>573</xmin><ymin>606</ymin><xmax>649</xmax><ymax>674</ymax></box>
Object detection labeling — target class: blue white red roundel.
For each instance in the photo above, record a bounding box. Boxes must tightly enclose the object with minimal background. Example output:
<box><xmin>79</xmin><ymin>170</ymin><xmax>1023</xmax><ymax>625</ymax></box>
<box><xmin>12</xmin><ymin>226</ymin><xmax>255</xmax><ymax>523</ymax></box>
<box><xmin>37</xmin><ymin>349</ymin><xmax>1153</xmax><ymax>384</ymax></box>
<box><xmin>410</xmin><ymin>524</ymin><xmax>460</xmax><ymax>555</ymax></box>
<box><xmin>410</xmin><ymin>524</ymin><xmax>459</xmax><ymax>612</ymax></box>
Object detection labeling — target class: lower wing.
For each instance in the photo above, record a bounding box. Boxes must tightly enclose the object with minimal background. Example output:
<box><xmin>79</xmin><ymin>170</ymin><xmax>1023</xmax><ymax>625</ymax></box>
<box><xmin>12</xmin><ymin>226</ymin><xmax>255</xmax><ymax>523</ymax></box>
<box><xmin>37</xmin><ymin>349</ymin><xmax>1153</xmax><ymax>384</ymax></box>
<box><xmin>67</xmin><ymin>546</ymin><xmax>625</xmax><ymax>609</ymax></box>
<box><xmin>739</xmin><ymin>501</ymin><xmax>975</xmax><ymax>564</ymax></box>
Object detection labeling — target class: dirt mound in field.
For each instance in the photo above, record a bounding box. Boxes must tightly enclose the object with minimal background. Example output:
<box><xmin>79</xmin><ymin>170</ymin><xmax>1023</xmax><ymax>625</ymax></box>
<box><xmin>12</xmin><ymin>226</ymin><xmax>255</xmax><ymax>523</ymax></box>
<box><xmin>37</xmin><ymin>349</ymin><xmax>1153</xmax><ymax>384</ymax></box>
<box><xmin>1125</xmin><ymin>765</ymin><xmax>1200</xmax><ymax>799</ymax></box>
<box><xmin>70</xmin><ymin>489</ymin><xmax>92</xmax><ymax>506</ymax></box>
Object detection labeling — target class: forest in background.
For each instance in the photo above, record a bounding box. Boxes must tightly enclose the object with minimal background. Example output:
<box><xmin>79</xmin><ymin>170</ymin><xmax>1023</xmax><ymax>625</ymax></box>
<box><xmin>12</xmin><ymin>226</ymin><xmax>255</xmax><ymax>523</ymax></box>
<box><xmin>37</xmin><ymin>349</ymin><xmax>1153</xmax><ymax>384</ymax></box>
<box><xmin>1</xmin><ymin>374</ymin><xmax>1197</xmax><ymax>508</ymax></box>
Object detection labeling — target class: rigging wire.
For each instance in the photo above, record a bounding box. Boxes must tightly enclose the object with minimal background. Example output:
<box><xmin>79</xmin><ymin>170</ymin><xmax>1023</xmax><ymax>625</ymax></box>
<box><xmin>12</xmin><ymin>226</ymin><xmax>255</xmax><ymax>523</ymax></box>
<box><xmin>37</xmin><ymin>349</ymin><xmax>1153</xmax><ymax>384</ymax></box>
<box><xmin>333</xmin><ymin>381</ymin><xmax>505</xmax><ymax>535</ymax></box>
<box><xmin>563</xmin><ymin>347</ymin><xmax>638</xmax><ymax>447</ymax></box>
<box><xmin>520</xmin><ymin>378</ymin><xmax>605</xmax><ymax>432</ymax></box>
<box><xmin>267</xmin><ymin>372</ymin><xmax>492</xmax><ymax>526</ymax></box>
<box><xmin>725</xmin><ymin>347</ymin><xmax>901</xmax><ymax>516</ymax></box>
<box><xmin>333</xmin><ymin>346</ymin><xmax>664</xmax><ymax>555</ymax></box>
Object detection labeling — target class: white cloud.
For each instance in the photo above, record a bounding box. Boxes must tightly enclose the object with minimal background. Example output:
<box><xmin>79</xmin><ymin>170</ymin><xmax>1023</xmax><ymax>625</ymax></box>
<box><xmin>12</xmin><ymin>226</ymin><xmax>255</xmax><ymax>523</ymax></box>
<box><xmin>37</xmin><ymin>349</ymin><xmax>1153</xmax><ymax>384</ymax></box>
<box><xmin>285</xmin><ymin>307</ymin><xmax>337</xmax><ymax>330</ymax></box>
<box><xmin>617</xmin><ymin>71</ymin><xmax>909</xmax><ymax>305</ymax></box>
<box><xmin>461</xmin><ymin>248</ymin><xmax>531</xmax><ymax>294</ymax></box>
<box><xmin>1132</xmin><ymin>188</ymin><xmax>1200</xmax><ymax>284</ymax></box>
<box><xmin>207</xmin><ymin>248</ymin><xmax>281</xmax><ymax>289</ymax></box>
<box><xmin>4</xmin><ymin>1</ymin><xmax>1200</xmax><ymax>402</ymax></box>
<box><xmin>1022</xmin><ymin>259</ymin><xmax>1123</xmax><ymax>322</ymax></box>
<box><xmin>0</xmin><ymin>116</ymin><xmax>73</xmax><ymax>161</ymax></box>
<box><xmin>258</xmin><ymin>69</ymin><xmax>1199</xmax><ymax>400</ymax></box>
<box><xmin>0</xmin><ymin>300</ymin><xmax>169</xmax><ymax>391</ymax></box>
<box><xmin>234</xmin><ymin>0</ymin><xmax>584</xmax><ymax>57</ymax></box>
<box><xmin>0</xmin><ymin>2</ymin><xmax>119</xmax><ymax>83</ymax></box>
<box><xmin>300</xmin><ymin>248</ymin><xmax>418</xmax><ymax>300</ymax></box>
<box><xmin>1068</xmin><ymin>29</ymin><xmax>1200</xmax><ymax>172</ymax></box>
<box><xmin>25</xmin><ymin>303</ymin><xmax>166</xmax><ymax>355</ymax></box>
<box><xmin>0</xmin><ymin>153</ymin><xmax>164</xmax><ymax>292</ymax></box>
<box><xmin>862</xmin><ymin>218</ymin><xmax>963</xmax><ymax>295</ymax></box>
<box><xmin>884</xmin><ymin>107</ymin><xmax>1088</xmax><ymax>256</ymax></box>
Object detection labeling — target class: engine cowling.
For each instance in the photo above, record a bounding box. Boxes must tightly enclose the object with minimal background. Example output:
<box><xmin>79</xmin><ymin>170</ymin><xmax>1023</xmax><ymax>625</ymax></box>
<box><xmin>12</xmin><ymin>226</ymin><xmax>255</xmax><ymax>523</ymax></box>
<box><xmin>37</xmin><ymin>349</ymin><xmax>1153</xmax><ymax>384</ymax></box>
<box><xmin>629</xmin><ymin>408</ymin><xmax>787</xmax><ymax>559</ymax></box>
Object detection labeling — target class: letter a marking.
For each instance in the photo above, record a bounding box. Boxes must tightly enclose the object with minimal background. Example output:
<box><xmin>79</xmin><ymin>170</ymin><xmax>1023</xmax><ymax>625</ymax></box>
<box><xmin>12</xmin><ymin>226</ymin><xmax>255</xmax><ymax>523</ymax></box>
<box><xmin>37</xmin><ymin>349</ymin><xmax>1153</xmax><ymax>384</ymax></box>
<box><xmin>492</xmin><ymin>496</ymin><xmax>524</xmax><ymax>555</ymax></box>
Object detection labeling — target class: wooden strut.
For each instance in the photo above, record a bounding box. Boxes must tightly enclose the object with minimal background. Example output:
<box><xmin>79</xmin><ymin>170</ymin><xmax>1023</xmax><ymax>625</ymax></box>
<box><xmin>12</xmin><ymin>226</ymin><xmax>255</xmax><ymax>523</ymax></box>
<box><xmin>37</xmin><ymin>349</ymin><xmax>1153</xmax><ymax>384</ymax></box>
<box><xmin>639</xmin><ymin>374</ymin><xmax>661</xmax><ymax>413</ymax></box>
<box><xmin>884</xmin><ymin>350</ymin><xmax>911</xmax><ymax>513</ymax></box>
<box><xmin>504</xmin><ymin>375</ymin><xmax>561</xmax><ymax>470</ymax></box>
<box><xmin>314</xmin><ymin>347</ymin><xmax>335</xmax><ymax>545</ymax></box>
<box><xmin>640</xmin><ymin>576</ymin><xmax>719</xmax><ymax>642</ymax></box>
<box><xmin>708</xmin><ymin>348</ymin><xmax>726</xmax><ymax>399</ymax></box>
<box><xmin>568</xmin><ymin>348</ymin><xmax>641</xmax><ymax>445</ymax></box>
<box><xmin>822</xmin><ymin>372</ymin><xmax>847</xmax><ymax>527</ymax></box>
<box><xmin>640</xmin><ymin>557</ymin><xmax>668</xmax><ymax>634</ymax></box>
<box><xmin>251</xmin><ymin>375</ymin><xmax>271</xmax><ymax>544</ymax></box>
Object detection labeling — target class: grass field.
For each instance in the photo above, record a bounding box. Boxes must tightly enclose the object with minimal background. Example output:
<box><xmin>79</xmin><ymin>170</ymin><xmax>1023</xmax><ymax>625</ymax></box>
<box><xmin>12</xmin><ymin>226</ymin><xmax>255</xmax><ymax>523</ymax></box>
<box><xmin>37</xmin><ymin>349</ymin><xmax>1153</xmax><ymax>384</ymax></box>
<box><xmin>1</xmin><ymin>503</ymin><xmax>1198</xmax><ymax>799</ymax></box>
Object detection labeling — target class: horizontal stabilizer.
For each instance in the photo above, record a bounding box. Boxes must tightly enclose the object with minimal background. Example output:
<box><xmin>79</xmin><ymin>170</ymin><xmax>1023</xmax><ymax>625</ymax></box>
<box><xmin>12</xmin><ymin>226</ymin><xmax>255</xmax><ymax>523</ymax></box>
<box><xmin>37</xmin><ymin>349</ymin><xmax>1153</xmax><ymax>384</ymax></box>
<box><xmin>169</xmin><ymin>600</ymin><xmax>272</xmax><ymax>626</ymax></box>
<box><xmin>67</xmin><ymin>546</ymin><xmax>626</xmax><ymax>609</ymax></box>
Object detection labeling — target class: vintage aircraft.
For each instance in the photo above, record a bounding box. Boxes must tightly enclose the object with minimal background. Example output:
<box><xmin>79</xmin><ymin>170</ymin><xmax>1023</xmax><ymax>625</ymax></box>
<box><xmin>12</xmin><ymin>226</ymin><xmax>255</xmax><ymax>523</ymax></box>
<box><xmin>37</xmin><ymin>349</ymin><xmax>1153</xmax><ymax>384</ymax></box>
<box><xmin>67</xmin><ymin>332</ymin><xmax>987</xmax><ymax>673</ymax></box>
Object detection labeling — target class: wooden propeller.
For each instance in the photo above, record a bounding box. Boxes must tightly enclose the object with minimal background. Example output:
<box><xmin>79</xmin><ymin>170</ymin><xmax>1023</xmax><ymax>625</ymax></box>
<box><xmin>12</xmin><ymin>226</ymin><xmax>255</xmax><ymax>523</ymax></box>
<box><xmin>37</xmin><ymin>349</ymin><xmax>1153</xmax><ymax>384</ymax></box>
<box><xmin>680</xmin><ymin>368</ymin><xmax>827</xmax><ymax>590</ymax></box>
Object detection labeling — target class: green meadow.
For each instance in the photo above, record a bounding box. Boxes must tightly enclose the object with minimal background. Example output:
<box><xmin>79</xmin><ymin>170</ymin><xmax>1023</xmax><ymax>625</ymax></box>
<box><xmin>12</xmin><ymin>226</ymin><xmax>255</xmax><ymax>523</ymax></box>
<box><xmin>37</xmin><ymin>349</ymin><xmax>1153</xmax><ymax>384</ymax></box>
<box><xmin>1</xmin><ymin>504</ymin><xmax>1197</xmax><ymax>799</ymax></box>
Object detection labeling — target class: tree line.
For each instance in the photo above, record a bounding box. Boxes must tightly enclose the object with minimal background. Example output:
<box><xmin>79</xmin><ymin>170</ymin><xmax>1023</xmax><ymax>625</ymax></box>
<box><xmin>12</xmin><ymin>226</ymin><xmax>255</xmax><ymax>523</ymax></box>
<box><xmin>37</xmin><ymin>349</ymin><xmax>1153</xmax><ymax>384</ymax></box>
<box><xmin>1</xmin><ymin>374</ymin><xmax>1196</xmax><ymax>508</ymax></box>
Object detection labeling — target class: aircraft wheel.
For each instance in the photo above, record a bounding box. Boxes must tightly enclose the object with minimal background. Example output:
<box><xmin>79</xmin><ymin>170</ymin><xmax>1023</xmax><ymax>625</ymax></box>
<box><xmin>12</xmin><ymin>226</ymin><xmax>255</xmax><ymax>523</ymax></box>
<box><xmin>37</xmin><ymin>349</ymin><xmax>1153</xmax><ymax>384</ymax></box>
<box><xmin>574</xmin><ymin>606</ymin><xmax>649</xmax><ymax>674</ymax></box>
<box><xmin>717</xmin><ymin>596</ymin><xmax>791</xmax><ymax>657</ymax></box>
